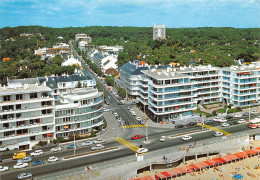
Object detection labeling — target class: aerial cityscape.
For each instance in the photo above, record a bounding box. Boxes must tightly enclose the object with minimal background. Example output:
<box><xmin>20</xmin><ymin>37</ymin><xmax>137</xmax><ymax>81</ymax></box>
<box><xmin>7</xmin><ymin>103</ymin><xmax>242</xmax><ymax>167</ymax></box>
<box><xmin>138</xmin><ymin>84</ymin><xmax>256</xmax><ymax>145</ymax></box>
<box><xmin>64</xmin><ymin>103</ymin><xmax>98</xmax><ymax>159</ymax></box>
<box><xmin>0</xmin><ymin>0</ymin><xmax>260</xmax><ymax>180</ymax></box>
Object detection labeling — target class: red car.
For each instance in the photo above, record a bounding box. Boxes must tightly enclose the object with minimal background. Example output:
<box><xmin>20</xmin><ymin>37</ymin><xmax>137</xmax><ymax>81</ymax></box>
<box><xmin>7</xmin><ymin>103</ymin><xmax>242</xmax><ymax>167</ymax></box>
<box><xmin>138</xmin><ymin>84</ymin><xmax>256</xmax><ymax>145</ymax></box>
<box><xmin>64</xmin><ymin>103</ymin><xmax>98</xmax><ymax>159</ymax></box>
<box><xmin>131</xmin><ymin>135</ymin><xmax>143</xmax><ymax>140</ymax></box>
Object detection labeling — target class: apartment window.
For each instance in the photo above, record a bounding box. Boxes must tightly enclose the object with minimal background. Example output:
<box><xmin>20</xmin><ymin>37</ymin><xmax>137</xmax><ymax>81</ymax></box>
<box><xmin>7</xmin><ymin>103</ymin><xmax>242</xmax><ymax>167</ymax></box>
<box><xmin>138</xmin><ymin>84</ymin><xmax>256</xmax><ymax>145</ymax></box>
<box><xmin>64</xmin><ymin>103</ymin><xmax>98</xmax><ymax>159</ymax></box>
<box><xmin>16</xmin><ymin>104</ymin><xmax>21</xmax><ymax>110</ymax></box>
<box><xmin>30</xmin><ymin>93</ymin><xmax>37</xmax><ymax>99</ymax></box>
<box><xmin>3</xmin><ymin>95</ymin><xmax>11</xmax><ymax>102</ymax></box>
<box><xmin>16</xmin><ymin>94</ymin><xmax>23</xmax><ymax>100</ymax></box>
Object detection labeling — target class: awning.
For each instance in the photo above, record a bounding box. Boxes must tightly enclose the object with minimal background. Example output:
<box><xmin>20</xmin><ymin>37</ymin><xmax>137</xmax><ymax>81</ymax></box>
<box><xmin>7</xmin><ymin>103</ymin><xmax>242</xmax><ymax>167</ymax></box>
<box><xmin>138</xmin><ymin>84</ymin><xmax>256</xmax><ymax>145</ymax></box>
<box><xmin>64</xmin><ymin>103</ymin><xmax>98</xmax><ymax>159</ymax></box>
<box><xmin>198</xmin><ymin>162</ymin><xmax>210</xmax><ymax>167</ymax></box>
<box><xmin>214</xmin><ymin>157</ymin><xmax>226</xmax><ymax>163</ymax></box>
<box><xmin>189</xmin><ymin>164</ymin><xmax>201</xmax><ymax>170</ymax></box>
<box><xmin>203</xmin><ymin>159</ymin><xmax>217</xmax><ymax>166</ymax></box>
<box><xmin>176</xmin><ymin>166</ymin><xmax>189</xmax><ymax>174</ymax></box>
<box><xmin>46</xmin><ymin>133</ymin><xmax>52</xmax><ymax>136</ymax></box>
<box><xmin>225</xmin><ymin>155</ymin><xmax>240</xmax><ymax>161</ymax></box>
<box><xmin>64</xmin><ymin>126</ymin><xmax>69</xmax><ymax>128</ymax></box>
<box><xmin>166</xmin><ymin>169</ymin><xmax>178</xmax><ymax>176</ymax></box>
<box><xmin>185</xmin><ymin>165</ymin><xmax>194</xmax><ymax>173</ymax></box>
<box><xmin>245</xmin><ymin>149</ymin><xmax>260</xmax><ymax>155</ymax></box>
<box><xmin>132</xmin><ymin>176</ymin><xmax>154</xmax><ymax>180</ymax></box>
<box><xmin>161</xmin><ymin>171</ymin><xmax>171</xmax><ymax>178</ymax></box>
<box><xmin>175</xmin><ymin>106</ymin><xmax>180</xmax><ymax>109</ymax></box>
<box><xmin>221</xmin><ymin>156</ymin><xmax>232</xmax><ymax>162</ymax></box>
<box><xmin>155</xmin><ymin>173</ymin><xmax>167</xmax><ymax>179</ymax></box>
<box><xmin>233</xmin><ymin>152</ymin><xmax>248</xmax><ymax>159</ymax></box>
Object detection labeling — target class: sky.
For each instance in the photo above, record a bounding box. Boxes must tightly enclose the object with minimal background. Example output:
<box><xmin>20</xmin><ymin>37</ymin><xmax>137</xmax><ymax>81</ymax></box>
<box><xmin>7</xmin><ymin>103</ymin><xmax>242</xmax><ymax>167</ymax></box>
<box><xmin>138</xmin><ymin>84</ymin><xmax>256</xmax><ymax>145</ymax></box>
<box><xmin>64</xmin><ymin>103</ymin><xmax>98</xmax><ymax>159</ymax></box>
<box><xmin>0</xmin><ymin>0</ymin><xmax>259</xmax><ymax>28</ymax></box>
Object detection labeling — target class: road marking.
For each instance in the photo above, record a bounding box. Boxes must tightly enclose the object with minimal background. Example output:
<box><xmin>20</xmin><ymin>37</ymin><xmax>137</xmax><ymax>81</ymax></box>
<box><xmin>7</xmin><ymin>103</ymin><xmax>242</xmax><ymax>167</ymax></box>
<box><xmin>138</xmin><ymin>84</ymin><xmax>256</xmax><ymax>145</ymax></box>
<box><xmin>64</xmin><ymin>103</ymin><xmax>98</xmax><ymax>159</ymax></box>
<box><xmin>122</xmin><ymin>125</ymin><xmax>147</xmax><ymax>129</ymax></box>
<box><xmin>169</xmin><ymin>129</ymin><xmax>210</xmax><ymax>138</ymax></box>
<box><xmin>197</xmin><ymin>123</ymin><xmax>232</xmax><ymax>136</ymax></box>
<box><xmin>115</xmin><ymin>137</ymin><xmax>139</xmax><ymax>152</ymax></box>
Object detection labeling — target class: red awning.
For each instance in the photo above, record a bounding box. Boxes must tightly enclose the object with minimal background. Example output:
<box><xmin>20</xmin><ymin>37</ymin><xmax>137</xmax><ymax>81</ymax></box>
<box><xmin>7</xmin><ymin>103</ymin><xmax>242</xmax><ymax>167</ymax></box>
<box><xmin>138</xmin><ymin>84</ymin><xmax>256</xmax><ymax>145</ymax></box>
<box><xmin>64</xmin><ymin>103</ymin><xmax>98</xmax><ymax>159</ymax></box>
<box><xmin>175</xmin><ymin>106</ymin><xmax>180</xmax><ymax>109</ymax></box>
<box><xmin>203</xmin><ymin>159</ymin><xmax>217</xmax><ymax>166</ymax></box>
<box><xmin>214</xmin><ymin>157</ymin><xmax>226</xmax><ymax>163</ymax></box>
<box><xmin>46</xmin><ymin>133</ymin><xmax>52</xmax><ymax>136</ymax></box>
<box><xmin>185</xmin><ymin>165</ymin><xmax>194</xmax><ymax>173</ymax></box>
<box><xmin>161</xmin><ymin>171</ymin><xmax>171</xmax><ymax>178</ymax></box>
<box><xmin>138</xmin><ymin>176</ymin><xmax>154</xmax><ymax>180</ymax></box>
<box><xmin>199</xmin><ymin>162</ymin><xmax>210</xmax><ymax>167</ymax></box>
<box><xmin>220</xmin><ymin>156</ymin><xmax>232</xmax><ymax>162</ymax></box>
<box><xmin>189</xmin><ymin>164</ymin><xmax>201</xmax><ymax>170</ymax></box>
<box><xmin>255</xmin><ymin>147</ymin><xmax>260</xmax><ymax>150</ymax></box>
<box><xmin>155</xmin><ymin>173</ymin><xmax>167</xmax><ymax>179</ymax></box>
<box><xmin>245</xmin><ymin>149</ymin><xmax>260</xmax><ymax>155</ymax></box>
<box><xmin>166</xmin><ymin>169</ymin><xmax>178</xmax><ymax>176</ymax></box>
<box><xmin>177</xmin><ymin>167</ymin><xmax>189</xmax><ymax>174</ymax></box>
<box><xmin>233</xmin><ymin>152</ymin><xmax>248</xmax><ymax>159</ymax></box>
<box><xmin>225</xmin><ymin>155</ymin><xmax>240</xmax><ymax>161</ymax></box>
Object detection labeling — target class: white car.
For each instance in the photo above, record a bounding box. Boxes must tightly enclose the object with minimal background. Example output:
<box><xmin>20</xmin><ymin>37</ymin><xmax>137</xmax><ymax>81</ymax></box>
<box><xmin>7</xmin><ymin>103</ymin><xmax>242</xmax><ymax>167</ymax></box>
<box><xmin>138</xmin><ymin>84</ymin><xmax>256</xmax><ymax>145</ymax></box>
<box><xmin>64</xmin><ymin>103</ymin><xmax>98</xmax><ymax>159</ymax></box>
<box><xmin>120</xmin><ymin>100</ymin><xmax>125</xmax><ymax>104</ymax></box>
<box><xmin>48</xmin><ymin>156</ymin><xmax>59</xmax><ymax>163</ymax></box>
<box><xmin>160</xmin><ymin>136</ymin><xmax>166</xmax><ymax>142</ymax></box>
<box><xmin>214</xmin><ymin>131</ymin><xmax>223</xmax><ymax>137</ymax></box>
<box><xmin>103</xmin><ymin>108</ymin><xmax>110</xmax><ymax>112</ymax></box>
<box><xmin>82</xmin><ymin>141</ymin><xmax>93</xmax><ymax>146</ymax></box>
<box><xmin>93</xmin><ymin>138</ymin><xmax>105</xmax><ymax>144</ymax></box>
<box><xmin>50</xmin><ymin>146</ymin><xmax>62</xmax><ymax>152</ymax></box>
<box><xmin>131</xmin><ymin>111</ymin><xmax>136</xmax><ymax>116</ymax></box>
<box><xmin>13</xmin><ymin>163</ymin><xmax>28</xmax><ymax>169</ymax></box>
<box><xmin>213</xmin><ymin>117</ymin><xmax>222</xmax><ymax>122</ymax></box>
<box><xmin>219</xmin><ymin>118</ymin><xmax>227</xmax><ymax>123</ymax></box>
<box><xmin>91</xmin><ymin>144</ymin><xmax>105</xmax><ymax>151</ymax></box>
<box><xmin>182</xmin><ymin>135</ymin><xmax>192</xmax><ymax>141</ymax></box>
<box><xmin>17</xmin><ymin>173</ymin><xmax>32</xmax><ymax>180</ymax></box>
<box><xmin>238</xmin><ymin>119</ymin><xmax>246</xmax><ymax>124</ymax></box>
<box><xmin>136</xmin><ymin>117</ymin><xmax>141</xmax><ymax>121</ymax></box>
<box><xmin>221</xmin><ymin>123</ymin><xmax>230</xmax><ymax>127</ymax></box>
<box><xmin>30</xmin><ymin>150</ymin><xmax>43</xmax><ymax>157</ymax></box>
<box><xmin>136</xmin><ymin>148</ymin><xmax>148</xmax><ymax>154</ymax></box>
<box><xmin>234</xmin><ymin>114</ymin><xmax>242</xmax><ymax>118</ymax></box>
<box><xmin>0</xmin><ymin>166</ymin><xmax>9</xmax><ymax>172</ymax></box>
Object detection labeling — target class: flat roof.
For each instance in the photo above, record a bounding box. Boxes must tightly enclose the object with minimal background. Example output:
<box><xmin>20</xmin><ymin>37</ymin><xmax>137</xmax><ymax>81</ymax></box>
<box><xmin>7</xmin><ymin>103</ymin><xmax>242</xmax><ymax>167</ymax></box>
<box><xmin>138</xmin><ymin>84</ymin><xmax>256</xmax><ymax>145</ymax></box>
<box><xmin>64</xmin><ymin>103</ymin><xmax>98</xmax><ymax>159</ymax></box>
<box><xmin>142</xmin><ymin>69</ymin><xmax>189</xmax><ymax>80</ymax></box>
<box><xmin>0</xmin><ymin>84</ymin><xmax>52</xmax><ymax>95</ymax></box>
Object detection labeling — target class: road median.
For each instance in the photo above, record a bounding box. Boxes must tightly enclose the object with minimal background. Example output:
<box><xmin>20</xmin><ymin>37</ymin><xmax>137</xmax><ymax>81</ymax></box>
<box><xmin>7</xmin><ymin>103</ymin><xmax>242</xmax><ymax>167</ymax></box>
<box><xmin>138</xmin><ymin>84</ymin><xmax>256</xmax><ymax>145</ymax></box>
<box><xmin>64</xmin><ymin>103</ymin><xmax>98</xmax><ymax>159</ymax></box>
<box><xmin>169</xmin><ymin>129</ymin><xmax>210</xmax><ymax>138</ymax></box>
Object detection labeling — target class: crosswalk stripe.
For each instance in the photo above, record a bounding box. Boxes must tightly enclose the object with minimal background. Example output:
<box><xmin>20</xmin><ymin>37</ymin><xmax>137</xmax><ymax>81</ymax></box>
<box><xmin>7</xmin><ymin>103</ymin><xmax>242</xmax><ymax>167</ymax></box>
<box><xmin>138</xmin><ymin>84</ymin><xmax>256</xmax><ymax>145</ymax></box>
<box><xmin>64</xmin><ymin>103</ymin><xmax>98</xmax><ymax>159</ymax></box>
<box><xmin>115</xmin><ymin>137</ymin><xmax>139</xmax><ymax>152</ymax></box>
<box><xmin>197</xmin><ymin>123</ymin><xmax>231</xmax><ymax>136</ymax></box>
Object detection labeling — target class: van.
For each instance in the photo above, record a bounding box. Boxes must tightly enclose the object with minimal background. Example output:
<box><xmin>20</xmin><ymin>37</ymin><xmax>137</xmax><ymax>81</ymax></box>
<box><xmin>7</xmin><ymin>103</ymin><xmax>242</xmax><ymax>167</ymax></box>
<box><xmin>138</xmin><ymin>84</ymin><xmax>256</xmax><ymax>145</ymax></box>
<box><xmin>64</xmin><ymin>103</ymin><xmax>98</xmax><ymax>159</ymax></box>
<box><xmin>13</xmin><ymin>151</ymin><xmax>26</xmax><ymax>160</ymax></box>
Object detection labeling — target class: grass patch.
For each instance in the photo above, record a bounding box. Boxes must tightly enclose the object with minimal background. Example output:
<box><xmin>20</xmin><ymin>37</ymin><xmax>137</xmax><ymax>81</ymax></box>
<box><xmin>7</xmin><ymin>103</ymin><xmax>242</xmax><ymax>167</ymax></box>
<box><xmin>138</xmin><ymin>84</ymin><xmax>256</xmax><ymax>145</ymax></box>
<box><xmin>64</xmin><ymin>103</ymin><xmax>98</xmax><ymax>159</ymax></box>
<box><xmin>193</xmin><ymin>110</ymin><xmax>214</xmax><ymax>117</ymax></box>
<box><xmin>217</xmin><ymin>108</ymin><xmax>242</xmax><ymax>113</ymax></box>
<box><xmin>64</xmin><ymin>147</ymin><xmax>119</xmax><ymax>159</ymax></box>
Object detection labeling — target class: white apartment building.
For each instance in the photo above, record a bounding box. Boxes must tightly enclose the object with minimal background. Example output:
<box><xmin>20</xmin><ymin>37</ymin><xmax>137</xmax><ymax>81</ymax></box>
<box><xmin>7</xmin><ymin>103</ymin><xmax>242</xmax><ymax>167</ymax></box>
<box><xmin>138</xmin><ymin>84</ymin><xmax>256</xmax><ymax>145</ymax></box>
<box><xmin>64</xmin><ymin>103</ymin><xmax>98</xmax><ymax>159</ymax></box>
<box><xmin>75</xmin><ymin>34</ymin><xmax>92</xmax><ymax>43</ymax></box>
<box><xmin>92</xmin><ymin>52</ymin><xmax>118</xmax><ymax>73</ymax></box>
<box><xmin>53</xmin><ymin>43</ymin><xmax>69</xmax><ymax>49</ymax></box>
<box><xmin>153</xmin><ymin>24</ymin><xmax>166</xmax><ymax>40</ymax></box>
<box><xmin>140</xmin><ymin>68</ymin><xmax>197</xmax><ymax>123</ymax></box>
<box><xmin>0</xmin><ymin>83</ymin><xmax>55</xmax><ymax>150</ymax></box>
<box><xmin>55</xmin><ymin>88</ymin><xmax>104</xmax><ymax>138</ymax></box>
<box><xmin>61</xmin><ymin>55</ymin><xmax>82</xmax><ymax>67</ymax></box>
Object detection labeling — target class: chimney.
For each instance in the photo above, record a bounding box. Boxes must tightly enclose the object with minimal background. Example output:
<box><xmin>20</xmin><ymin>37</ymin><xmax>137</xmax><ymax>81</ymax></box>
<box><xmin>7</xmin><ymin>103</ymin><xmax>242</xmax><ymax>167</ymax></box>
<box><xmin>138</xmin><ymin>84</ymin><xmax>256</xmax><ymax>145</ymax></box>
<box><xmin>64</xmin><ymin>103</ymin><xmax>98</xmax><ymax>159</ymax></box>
<box><xmin>3</xmin><ymin>85</ymin><xmax>6</xmax><ymax>91</ymax></box>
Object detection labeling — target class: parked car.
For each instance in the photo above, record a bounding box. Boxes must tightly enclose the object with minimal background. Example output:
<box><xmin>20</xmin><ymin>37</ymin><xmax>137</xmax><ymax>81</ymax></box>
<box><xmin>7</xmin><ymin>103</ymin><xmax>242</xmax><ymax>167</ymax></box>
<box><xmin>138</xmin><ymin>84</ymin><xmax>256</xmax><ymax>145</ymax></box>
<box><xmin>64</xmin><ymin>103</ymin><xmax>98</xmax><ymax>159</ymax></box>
<box><xmin>120</xmin><ymin>100</ymin><xmax>125</xmax><ymax>104</ymax></box>
<box><xmin>229</xmin><ymin>121</ymin><xmax>239</xmax><ymax>125</ymax></box>
<box><xmin>234</xmin><ymin>114</ymin><xmax>242</xmax><ymax>118</ymax></box>
<box><xmin>31</xmin><ymin>160</ymin><xmax>44</xmax><ymax>166</ymax></box>
<box><xmin>226</xmin><ymin>115</ymin><xmax>233</xmax><ymax>120</ymax></box>
<box><xmin>93</xmin><ymin>138</ymin><xmax>105</xmax><ymax>144</ymax></box>
<box><xmin>136</xmin><ymin>117</ymin><xmax>141</xmax><ymax>121</ymax></box>
<box><xmin>30</xmin><ymin>150</ymin><xmax>43</xmax><ymax>157</ymax></box>
<box><xmin>50</xmin><ymin>146</ymin><xmax>62</xmax><ymax>152</ymax></box>
<box><xmin>243</xmin><ymin>112</ymin><xmax>250</xmax><ymax>116</ymax></box>
<box><xmin>13</xmin><ymin>163</ymin><xmax>29</xmax><ymax>169</ymax></box>
<box><xmin>103</xmin><ymin>108</ymin><xmax>110</xmax><ymax>112</ymax></box>
<box><xmin>182</xmin><ymin>135</ymin><xmax>192</xmax><ymax>141</ymax></box>
<box><xmin>127</xmin><ymin>107</ymin><xmax>131</xmax><ymax>110</ymax></box>
<box><xmin>91</xmin><ymin>144</ymin><xmax>105</xmax><ymax>151</ymax></box>
<box><xmin>136</xmin><ymin>148</ymin><xmax>148</xmax><ymax>154</ymax></box>
<box><xmin>17</xmin><ymin>157</ymin><xmax>32</xmax><ymax>163</ymax></box>
<box><xmin>118</xmin><ymin>101</ymin><xmax>124</xmax><ymax>105</ymax></box>
<box><xmin>82</xmin><ymin>141</ymin><xmax>93</xmax><ymax>146</ymax></box>
<box><xmin>214</xmin><ymin>131</ymin><xmax>223</xmax><ymax>137</ymax></box>
<box><xmin>238</xmin><ymin>119</ymin><xmax>246</xmax><ymax>124</ymax></box>
<box><xmin>67</xmin><ymin>144</ymin><xmax>78</xmax><ymax>149</ymax></box>
<box><xmin>48</xmin><ymin>156</ymin><xmax>58</xmax><ymax>163</ymax></box>
<box><xmin>221</xmin><ymin>123</ymin><xmax>230</xmax><ymax>127</ymax></box>
<box><xmin>17</xmin><ymin>173</ymin><xmax>32</xmax><ymax>180</ymax></box>
<box><xmin>140</xmin><ymin>120</ymin><xmax>145</xmax><ymax>125</ymax></box>
<box><xmin>219</xmin><ymin>118</ymin><xmax>227</xmax><ymax>123</ymax></box>
<box><xmin>131</xmin><ymin>135</ymin><xmax>143</xmax><ymax>140</ymax></box>
<box><xmin>131</xmin><ymin>111</ymin><xmax>136</xmax><ymax>116</ymax></box>
<box><xmin>0</xmin><ymin>166</ymin><xmax>9</xmax><ymax>172</ymax></box>
<box><xmin>176</xmin><ymin>124</ymin><xmax>185</xmax><ymax>128</ymax></box>
<box><xmin>214</xmin><ymin>117</ymin><xmax>227</xmax><ymax>122</ymax></box>
<box><xmin>130</xmin><ymin>102</ymin><xmax>136</xmax><ymax>105</ymax></box>
<box><xmin>160</xmin><ymin>136</ymin><xmax>166</xmax><ymax>142</ymax></box>
<box><xmin>187</xmin><ymin>122</ymin><xmax>197</xmax><ymax>126</ymax></box>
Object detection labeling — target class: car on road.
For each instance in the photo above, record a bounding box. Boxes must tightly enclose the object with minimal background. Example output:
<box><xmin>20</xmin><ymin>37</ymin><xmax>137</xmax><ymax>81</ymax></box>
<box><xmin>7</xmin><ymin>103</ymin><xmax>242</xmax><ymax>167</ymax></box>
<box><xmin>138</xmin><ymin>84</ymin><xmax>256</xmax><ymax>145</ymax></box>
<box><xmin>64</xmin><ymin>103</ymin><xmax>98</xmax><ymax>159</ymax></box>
<box><xmin>127</xmin><ymin>107</ymin><xmax>131</xmax><ymax>110</ymax></box>
<box><xmin>252</xmin><ymin>110</ymin><xmax>258</xmax><ymax>115</ymax></box>
<box><xmin>0</xmin><ymin>166</ymin><xmax>9</xmax><ymax>172</ymax></box>
<box><xmin>108</xmin><ymin>96</ymin><xmax>111</xmax><ymax>99</ymax></box>
<box><xmin>187</xmin><ymin>122</ymin><xmax>197</xmax><ymax>126</ymax></box>
<box><xmin>182</xmin><ymin>135</ymin><xmax>192</xmax><ymax>141</ymax></box>
<box><xmin>91</xmin><ymin>144</ymin><xmax>105</xmax><ymax>151</ymax></box>
<box><xmin>136</xmin><ymin>148</ymin><xmax>148</xmax><ymax>154</ymax></box>
<box><xmin>140</xmin><ymin>120</ymin><xmax>145</xmax><ymax>125</ymax></box>
<box><xmin>48</xmin><ymin>156</ymin><xmax>59</xmax><ymax>163</ymax></box>
<box><xmin>131</xmin><ymin>135</ymin><xmax>143</xmax><ymax>140</ymax></box>
<box><xmin>234</xmin><ymin>114</ymin><xmax>242</xmax><ymax>118</ymax></box>
<box><xmin>50</xmin><ymin>146</ymin><xmax>62</xmax><ymax>152</ymax></box>
<box><xmin>13</xmin><ymin>163</ymin><xmax>29</xmax><ymax>169</ymax></box>
<box><xmin>130</xmin><ymin>102</ymin><xmax>136</xmax><ymax>105</ymax></box>
<box><xmin>103</xmin><ymin>108</ymin><xmax>110</xmax><ymax>112</ymax></box>
<box><xmin>229</xmin><ymin>121</ymin><xmax>239</xmax><ymax>125</ymax></box>
<box><xmin>213</xmin><ymin>117</ymin><xmax>227</xmax><ymax>122</ymax></box>
<box><xmin>31</xmin><ymin>160</ymin><xmax>44</xmax><ymax>166</ymax></box>
<box><xmin>118</xmin><ymin>101</ymin><xmax>124</xmax><ymax>105</ymax></box>
<box><xmin>205</xmin><ymin>120</ymin><xmax>214</xmax><ymax>124</ymax></box>
<box><xmin>136</xmin><ymin>117</ymin><xmax>141</xmax><ymax>121</ymax></box>
<box><xmin>221</xmin><ymin>123</ymin><xmax>230</xmax><ymax>127</ymax></box>
<box><xmin>17</xmin><ymin>157</ymin><xmax>32</xmax><ymax>163</ymax></box>
<box><xmin>214</xmin><ymin>131</ymin><xmax>223</xmax><ymax>137</ymax></box>
<box><xmin>243</xmin><ymin>112</ymin><xmax>250</xmax><ymax>116</ymax></box>
<box><xmin>17</xmin><ymin>173</ymin><xmax>32</xmax><ymax>180</ymax></box>
<box><xmin>93</xmin><ymin>138</ymin><xmax>105</xmax><ymax>144</ymax></box>
<box><xmin>30</xmin><ymin>150</ymin><xmax>43</xmax><ymax>157</ymax></box>
<box><xmin>112</xmin><ymin>111</ymin><xmax>118</xmax><ymax>116</ymax></box>
<box><xmin>120</xmin><ymin>100</ymin><xmax>125</xmax><ymax>104</ymax></box>
<box><xmin>82</xmin><ymin>141</ymin><xmax>93</xmax><ymax>146</ymax></box>
<box><xmin>131</xmin><ymin>111</ymin><xmax>136</xmax><ymax>116</ymax></box>
<box><xmin>67</xmin><ymin>144</ymin><xmax>78</xmax><ymax>149</ymax></box>
<box><xmin>238</xmin><ymin>119</ymin><xmax>246</xmax><ymax>124</ymax></box>
<box><xmin>160</xmin><ymin>136</ymin><xmax>166</xmax><ymax>142</ymax></box>
<box><xmin>175</xmin><ymin>124</ymin><xmax>185</xmax><ymax>128</ymax></box>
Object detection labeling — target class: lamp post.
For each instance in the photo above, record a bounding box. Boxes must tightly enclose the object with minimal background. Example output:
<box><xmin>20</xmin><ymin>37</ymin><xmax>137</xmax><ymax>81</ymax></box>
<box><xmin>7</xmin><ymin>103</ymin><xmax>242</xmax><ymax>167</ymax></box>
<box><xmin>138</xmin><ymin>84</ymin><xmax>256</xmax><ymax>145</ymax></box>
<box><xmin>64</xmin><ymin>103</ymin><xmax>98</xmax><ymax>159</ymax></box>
<box><xmin>74</xmin><ymin>125</ymin><xmax>77</xmax><ymax>157</ymax></box>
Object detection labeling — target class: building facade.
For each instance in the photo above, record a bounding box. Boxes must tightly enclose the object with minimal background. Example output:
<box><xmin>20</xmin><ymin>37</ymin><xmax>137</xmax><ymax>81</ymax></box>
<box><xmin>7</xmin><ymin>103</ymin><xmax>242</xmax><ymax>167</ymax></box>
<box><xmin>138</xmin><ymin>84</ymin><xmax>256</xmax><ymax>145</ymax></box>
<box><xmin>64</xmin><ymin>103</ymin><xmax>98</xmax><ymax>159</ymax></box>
<box><xmin>0</xmin><ymin>83</ymin><xmax>55</xmax><ymax>150</ymax></box>
<box><xmin>75</xmin><ymin>34</ymin><xmax>92</xmax><ymax>43</ymax></box>
<box><xmin>55</xmin><ymin>88</ymin><xmax>104</xmax><ymax>138</ymax></box>
<box><xmin>153</xmin><ymin>24</ymin><xmax>166</xmax><ymax>40</ymax></box>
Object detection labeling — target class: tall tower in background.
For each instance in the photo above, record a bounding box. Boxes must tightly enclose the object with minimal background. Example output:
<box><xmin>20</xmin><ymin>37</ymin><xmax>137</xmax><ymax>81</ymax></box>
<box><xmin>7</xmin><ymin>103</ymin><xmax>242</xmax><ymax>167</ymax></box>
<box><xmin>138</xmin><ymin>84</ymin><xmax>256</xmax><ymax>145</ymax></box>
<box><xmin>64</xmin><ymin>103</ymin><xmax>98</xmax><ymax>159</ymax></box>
<box><xmin>153</xmin><ymin>24</ymin><xmax>166</xmax><ymax>40</ymax></box>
